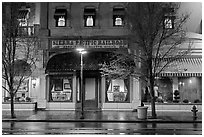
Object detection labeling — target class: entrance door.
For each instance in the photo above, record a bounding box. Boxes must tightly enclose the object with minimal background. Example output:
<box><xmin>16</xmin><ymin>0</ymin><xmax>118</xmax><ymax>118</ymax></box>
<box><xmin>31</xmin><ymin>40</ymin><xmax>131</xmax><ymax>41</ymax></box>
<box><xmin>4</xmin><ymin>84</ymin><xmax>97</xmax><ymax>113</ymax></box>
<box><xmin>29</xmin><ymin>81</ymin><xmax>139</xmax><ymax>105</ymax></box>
<box><xmin>84</xmin><ymin>78</ymin><xmax>98</xmax><ymax>109</ymax></box>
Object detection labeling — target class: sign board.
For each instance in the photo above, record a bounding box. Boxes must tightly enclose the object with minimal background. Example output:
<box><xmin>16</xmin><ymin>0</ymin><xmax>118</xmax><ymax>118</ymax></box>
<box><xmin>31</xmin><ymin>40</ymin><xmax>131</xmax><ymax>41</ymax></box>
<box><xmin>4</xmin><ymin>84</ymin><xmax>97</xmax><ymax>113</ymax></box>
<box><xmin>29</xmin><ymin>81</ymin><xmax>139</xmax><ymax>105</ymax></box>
<box><xmin>51</xmin><ymin>39</ymin><xmax>128</xmax><ymax>49</ymax></box>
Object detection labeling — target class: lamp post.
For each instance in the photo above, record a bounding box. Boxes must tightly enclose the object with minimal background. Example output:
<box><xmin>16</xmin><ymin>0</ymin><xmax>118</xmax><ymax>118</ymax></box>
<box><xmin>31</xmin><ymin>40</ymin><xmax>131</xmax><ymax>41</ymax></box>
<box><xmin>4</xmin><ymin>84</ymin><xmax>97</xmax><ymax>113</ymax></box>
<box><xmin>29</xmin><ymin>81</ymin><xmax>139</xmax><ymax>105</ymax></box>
<box><xmin>76</xmin><ymin>48</ymin><xmax>87</xmax><ymax>119</ymax></box>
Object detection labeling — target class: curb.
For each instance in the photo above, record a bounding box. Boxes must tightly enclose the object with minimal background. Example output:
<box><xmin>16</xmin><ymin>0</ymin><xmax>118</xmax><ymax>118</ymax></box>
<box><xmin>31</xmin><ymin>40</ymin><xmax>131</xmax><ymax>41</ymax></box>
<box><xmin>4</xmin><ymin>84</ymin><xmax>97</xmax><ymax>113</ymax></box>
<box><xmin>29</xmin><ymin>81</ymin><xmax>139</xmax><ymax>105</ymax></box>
<box><xmin>2</xmin><ymin>119</ymin><xmax>202</xmax><ymax>123</ymax></box>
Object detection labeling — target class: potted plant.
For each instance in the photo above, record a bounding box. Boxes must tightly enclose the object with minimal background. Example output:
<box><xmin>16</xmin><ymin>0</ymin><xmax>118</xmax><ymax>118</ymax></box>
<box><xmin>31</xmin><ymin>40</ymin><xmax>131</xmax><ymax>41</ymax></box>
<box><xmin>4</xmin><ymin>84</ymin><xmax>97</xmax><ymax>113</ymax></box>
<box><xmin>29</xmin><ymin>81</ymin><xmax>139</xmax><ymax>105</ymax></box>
<box><xmin>137</xmin><ymin>101</ymin><xmax>148</xmax><ymax>119</ymax></box>
<box><xmin>173</xmin><ymin>90</ymin><xmax>180</xmax><ymax>103</ymax></box>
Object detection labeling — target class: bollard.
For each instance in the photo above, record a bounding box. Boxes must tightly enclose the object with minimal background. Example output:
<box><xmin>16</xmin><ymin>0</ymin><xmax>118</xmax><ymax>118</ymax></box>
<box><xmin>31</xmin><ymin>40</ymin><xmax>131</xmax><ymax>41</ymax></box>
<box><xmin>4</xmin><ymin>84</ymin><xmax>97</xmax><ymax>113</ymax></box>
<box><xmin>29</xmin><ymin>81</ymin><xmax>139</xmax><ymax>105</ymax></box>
<box><xmin>191</xmin><ymin>105</ymin><xmax>198</xmax><ymax>120</ymax></box>
<box><xmin>34</xmin><ymin>102</ymin><xmax>38</xmax><ymax>111</ymax></box>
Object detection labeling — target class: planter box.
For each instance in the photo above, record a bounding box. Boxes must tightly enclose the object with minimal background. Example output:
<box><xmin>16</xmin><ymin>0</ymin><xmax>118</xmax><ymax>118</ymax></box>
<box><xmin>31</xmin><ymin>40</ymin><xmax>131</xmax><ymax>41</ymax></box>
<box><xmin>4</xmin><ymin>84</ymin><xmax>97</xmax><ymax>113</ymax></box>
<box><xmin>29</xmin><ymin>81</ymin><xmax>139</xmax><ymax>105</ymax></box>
<box><xmin>2</xmin><ymin>102</ymin><xmax>37</xmax><ymax>110</ymax></box>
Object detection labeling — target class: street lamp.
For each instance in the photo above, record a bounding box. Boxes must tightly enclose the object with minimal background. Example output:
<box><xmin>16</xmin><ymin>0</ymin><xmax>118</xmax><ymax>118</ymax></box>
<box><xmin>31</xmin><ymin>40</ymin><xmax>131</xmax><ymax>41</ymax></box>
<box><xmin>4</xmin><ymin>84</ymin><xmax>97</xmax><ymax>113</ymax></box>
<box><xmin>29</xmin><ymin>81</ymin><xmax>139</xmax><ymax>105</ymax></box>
<box><xmin>76</xmin><ymin>47</ymin><xmax>87</xmax><ymax>119</ymax></box>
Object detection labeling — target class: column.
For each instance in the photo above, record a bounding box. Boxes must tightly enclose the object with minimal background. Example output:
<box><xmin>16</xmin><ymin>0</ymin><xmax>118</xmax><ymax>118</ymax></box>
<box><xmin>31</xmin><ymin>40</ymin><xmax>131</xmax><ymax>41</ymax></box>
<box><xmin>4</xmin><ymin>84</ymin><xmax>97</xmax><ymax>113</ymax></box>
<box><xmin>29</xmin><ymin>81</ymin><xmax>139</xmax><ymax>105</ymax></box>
<box><xmin>101</xmin><ymin>76</ymin><xmax>106</xmax><ymax>107</ymax></box>
<box><xmin>172</xmin><ymin>77</ymin><xmax>178</xmax><ymax>96</ymax></box>
<box><xmin>132</xmin><ymin>77</ymin><xmax>141</xmax><ymax>110</ymax></box>
<box><xmin>36</xmin><ymin>75</ymin><xmax>47</xmax><ymax>109</ymax></box>
<box><xmin>72</xmin><ymin>73</ymin><xmax>77</xmax><ymax>103</ymax></box>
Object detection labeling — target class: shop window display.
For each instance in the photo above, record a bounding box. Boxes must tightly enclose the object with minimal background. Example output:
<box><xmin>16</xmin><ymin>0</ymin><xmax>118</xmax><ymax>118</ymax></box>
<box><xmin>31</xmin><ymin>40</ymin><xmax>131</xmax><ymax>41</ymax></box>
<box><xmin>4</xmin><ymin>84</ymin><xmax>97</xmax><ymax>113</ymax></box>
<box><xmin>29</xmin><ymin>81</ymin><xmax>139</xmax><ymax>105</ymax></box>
<box><xmin>106</xmin><ymin>79</ymin><xmax>129</xmax><ymax>102</ymax></box>
<box><xmin>178</xmin><ymin>77</ymin><xmax>202</xmax><ymax>103</ymax></box>
<box><xmin>142</xmin><ymin>77</ymin><xmax>202</xmax><ymax>104</ymax></box>
<box><xmin>49</xmin><ymin>77</ymin><xmax>72</xmax><ymax>102</ymax></box>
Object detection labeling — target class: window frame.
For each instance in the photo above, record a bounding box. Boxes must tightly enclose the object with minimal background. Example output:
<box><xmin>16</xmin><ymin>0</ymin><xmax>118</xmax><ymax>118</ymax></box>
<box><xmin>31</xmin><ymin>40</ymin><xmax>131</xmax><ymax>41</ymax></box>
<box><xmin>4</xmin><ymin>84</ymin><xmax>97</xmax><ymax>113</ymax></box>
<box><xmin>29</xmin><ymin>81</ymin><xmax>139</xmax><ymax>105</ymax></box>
<box><xmin>163</xmin><ymin>7</ymin><xmax>175</xmax><ymax>29</ymax></box>
<box><xmin>105</xmin><ymin>78</ymin><xmax>130</xmax><ymax>103</ymax></box>
<box><xmin>112</xmin><ymin>7</ymin><xmax>125</xmax><ymax>27</ymax></box>
<box><xmin>54</xmin><ymin>8</ymin><xmax>67</xmax><ymax>27</ymax></box>
<box><xmin>163</xmin><ymin>16</ymin><xmax>175</xmax><ymax>29</ymax></box>
<box><xmin>84</xmin><ymin>8</ymin><xmax>96</xmax><ymax>27</ymax></box>
<box><xmin>49</xmin><ymin>76</ymin><xmax>73</xmax><ymax>102</ymax></box>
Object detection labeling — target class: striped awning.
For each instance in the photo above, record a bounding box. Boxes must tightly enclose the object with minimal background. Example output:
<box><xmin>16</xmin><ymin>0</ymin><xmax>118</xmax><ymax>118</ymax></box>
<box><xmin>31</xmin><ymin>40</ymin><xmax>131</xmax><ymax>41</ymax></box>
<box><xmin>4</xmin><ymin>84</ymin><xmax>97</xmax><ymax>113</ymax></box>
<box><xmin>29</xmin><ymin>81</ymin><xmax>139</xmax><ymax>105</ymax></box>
<box><xmin>18</xmin><ymin>10</ymin><xmax>29</xmax><ymax>19</ymax></box>
<box><xmin>159</xmin><ymin>57</ymin><xmax>202</xmax><ymax>77</ymax></box>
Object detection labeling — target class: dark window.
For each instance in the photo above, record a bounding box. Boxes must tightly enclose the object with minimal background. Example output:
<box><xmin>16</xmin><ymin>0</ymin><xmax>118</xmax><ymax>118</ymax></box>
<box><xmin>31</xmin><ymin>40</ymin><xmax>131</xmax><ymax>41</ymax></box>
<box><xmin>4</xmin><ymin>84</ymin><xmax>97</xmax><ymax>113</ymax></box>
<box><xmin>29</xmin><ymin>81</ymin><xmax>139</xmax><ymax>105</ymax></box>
<box><xmin>84</xmin><ymin>8</ymin><xmax>96</xmax><ymax>27</ymax></box>
<box><xmin>113</xmin><ymin>8</ymin><xmax>125</xmax><ymax>26</ymax></box>
<box><xmin>54</xmin><ymin>9</ymin><xmax>67</xmax><ymax>27</ymax></box>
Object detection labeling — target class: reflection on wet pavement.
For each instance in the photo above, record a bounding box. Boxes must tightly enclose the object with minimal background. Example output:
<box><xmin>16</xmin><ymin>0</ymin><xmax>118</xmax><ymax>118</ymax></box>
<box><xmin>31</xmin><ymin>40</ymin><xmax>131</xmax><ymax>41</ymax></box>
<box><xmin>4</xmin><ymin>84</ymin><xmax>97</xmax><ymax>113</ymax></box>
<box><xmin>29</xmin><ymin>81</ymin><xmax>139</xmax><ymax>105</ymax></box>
<box><xmin>2</xmin><ymin>121</ymin><xmax>202</xmax><ymax>135</ymax></box>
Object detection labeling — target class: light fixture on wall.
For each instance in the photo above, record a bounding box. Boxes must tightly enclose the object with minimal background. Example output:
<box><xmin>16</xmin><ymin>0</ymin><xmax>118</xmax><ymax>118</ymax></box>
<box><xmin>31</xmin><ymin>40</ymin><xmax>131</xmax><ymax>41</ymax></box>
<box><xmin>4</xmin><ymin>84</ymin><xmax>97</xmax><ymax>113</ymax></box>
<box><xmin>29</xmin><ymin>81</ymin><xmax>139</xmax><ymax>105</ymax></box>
<box><xmin>32</xmin><ymin>78</ymin><xmax>36</xmax><ymax>88</ymax></box>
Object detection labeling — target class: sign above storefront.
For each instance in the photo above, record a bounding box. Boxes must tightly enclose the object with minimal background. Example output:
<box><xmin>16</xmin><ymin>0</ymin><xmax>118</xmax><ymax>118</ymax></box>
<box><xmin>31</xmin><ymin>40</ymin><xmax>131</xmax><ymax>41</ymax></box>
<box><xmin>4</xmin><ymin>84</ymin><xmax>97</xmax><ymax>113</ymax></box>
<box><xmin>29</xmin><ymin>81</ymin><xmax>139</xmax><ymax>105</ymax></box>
<box><xmin>51</xmin><ymin>39</ymin><xmax>128</xmax><ymax>49</ymax></box>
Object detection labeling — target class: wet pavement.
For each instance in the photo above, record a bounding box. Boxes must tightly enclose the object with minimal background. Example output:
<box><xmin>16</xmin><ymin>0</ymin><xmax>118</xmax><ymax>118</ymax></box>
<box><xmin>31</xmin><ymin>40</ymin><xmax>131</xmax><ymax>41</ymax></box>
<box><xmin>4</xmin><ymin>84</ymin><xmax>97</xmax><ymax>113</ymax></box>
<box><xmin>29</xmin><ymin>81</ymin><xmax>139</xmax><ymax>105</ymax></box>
<box><xmin>2</xmin><ymin>110</ymin><xmax>202</xmax><ymax>135</ymax></box>
<box><xmin>2</xmin><ymin>121</ymin><xmax>202</xmax><ymax>135</ymax></box>
<box><xmin>2</xmin><ymin>110</ymin><xmax>202</xmax><ymax>121</ymax></box>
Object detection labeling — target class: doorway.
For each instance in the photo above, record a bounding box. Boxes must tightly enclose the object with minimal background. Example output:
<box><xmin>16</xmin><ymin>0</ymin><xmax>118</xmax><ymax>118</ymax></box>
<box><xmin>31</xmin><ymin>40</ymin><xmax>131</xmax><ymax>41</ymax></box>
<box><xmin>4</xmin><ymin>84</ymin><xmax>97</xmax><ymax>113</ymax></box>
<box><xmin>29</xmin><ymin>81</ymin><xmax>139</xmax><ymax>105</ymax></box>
<box><xmin>84</xmin><ymin>78</ymin><xmax>98</xmax><ymax>110</ymax></box>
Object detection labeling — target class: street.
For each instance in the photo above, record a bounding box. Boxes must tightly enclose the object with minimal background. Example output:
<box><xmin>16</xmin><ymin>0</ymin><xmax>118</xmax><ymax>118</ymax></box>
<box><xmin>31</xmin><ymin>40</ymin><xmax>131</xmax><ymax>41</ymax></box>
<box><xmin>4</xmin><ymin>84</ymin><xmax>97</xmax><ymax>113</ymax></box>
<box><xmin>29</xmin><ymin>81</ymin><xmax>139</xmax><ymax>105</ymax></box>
<box><xmin>2</xmin><ymin>121</ymin><xmax>202</xmax><ymax>135</ymax></box>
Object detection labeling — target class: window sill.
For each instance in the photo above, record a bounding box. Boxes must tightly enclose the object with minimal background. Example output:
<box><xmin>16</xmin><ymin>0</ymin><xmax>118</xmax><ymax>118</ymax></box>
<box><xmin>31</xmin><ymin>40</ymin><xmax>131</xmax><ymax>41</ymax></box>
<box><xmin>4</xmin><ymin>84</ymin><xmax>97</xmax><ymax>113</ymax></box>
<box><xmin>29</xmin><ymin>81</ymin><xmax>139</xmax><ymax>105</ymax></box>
<box><xmin>48</xmin><ymin>101</ymin><xmax>73</xmax><ymax>103</ymax></box>
<box><xmin>51</xmin><ymin>26</ymin><xmax>72</xmax><ymax>29</ymax></box>
<box><xmin>105</xmin><ymin>101</ymin><xmax>130</xmax><ymax>103</ymax></box>
<box><xmin>144</xmin><ymin>102</ymin><xmax>202</xmax><ymax>105</ymax></box>
<box><xmin>84</xmin><ymin>26</ymin><xmax>100</xmax><ymax>29</ymax></box>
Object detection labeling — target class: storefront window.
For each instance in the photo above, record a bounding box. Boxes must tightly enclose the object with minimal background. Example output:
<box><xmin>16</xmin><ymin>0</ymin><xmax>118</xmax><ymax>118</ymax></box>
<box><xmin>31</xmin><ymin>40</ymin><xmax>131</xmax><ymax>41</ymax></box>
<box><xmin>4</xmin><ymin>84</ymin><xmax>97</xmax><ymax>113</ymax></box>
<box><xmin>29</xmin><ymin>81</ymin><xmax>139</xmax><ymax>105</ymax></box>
<box><xmin>106</xmin><ymin>79</ymin><xmax>129</xmax><ymax>102</ymax></box>
<box><xmin>142</xmin><ymin>78</ymin><xmax>173</xmax><ymax>103</ymax></box>
<box><xmin>178</xmin><ymin>77</ymin><xmax>202</xmax><ymax>103</ymax></box>
<box><xmin>49</xmin><ymin>76</ymin><xmax>73</xmax><ymax>102</ymax></box>
<box><xmin>142</xmin><ymin>77</ymin><xmax>202</xmax><ymax>104</ymax></box>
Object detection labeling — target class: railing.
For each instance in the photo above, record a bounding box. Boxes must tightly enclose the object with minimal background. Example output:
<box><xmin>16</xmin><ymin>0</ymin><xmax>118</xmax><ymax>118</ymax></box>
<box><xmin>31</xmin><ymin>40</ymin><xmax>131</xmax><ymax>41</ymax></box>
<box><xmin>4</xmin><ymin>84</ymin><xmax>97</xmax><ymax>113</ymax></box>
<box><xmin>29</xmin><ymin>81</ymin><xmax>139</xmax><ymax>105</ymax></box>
<box><xmin>18</xmin><ymin>25</ymin><xmax>40</xmax><ymax>37</ymax></box>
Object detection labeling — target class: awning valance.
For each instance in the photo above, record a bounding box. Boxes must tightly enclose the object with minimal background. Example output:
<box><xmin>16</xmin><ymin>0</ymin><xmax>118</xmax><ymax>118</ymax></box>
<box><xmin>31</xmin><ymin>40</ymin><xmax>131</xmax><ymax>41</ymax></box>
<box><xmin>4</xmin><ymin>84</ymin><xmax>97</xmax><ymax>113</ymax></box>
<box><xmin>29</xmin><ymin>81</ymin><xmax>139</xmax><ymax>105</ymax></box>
<box><xmin>159</xmin><ymin>57</ymin><xmax>202</xmax><ymax>77</ymax></box>
<box><xmin>113</xmin><ymin>8</ymin><xmax>125</xmax><ymax>16</ymax></box>
<box><xmin>18</xmin><ymin>10</ymin><xmax>29</xmax><ymax>19</ymax></box>
<box><xmin>54</xmin><ymin>9</ymin><xmax>67</xmax><ymax>17</ymax></box>
<box><xmin>46</xmin><ymin>52</ymin><xmax>116</xmax><ymax>73</ymax></box>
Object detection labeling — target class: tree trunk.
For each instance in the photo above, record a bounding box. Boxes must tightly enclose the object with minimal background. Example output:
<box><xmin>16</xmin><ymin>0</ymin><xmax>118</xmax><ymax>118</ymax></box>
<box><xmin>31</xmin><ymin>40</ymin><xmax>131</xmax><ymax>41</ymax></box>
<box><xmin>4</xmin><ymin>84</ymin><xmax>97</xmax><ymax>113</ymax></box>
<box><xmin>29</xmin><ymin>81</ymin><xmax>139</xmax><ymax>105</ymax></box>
<box><xmin>10</xmin><ymin>93</ymin><xmax>16</xmax><ymax>118</ymax></box>
<box><xmin>150</xmin><ymin>77</ymin><xmax>157</xmax><ymax>119</ymax></box>
<box><xmin>149</xmin><ymin>60</ymin><xmax>157</xmax><ymax>119</ymax></box>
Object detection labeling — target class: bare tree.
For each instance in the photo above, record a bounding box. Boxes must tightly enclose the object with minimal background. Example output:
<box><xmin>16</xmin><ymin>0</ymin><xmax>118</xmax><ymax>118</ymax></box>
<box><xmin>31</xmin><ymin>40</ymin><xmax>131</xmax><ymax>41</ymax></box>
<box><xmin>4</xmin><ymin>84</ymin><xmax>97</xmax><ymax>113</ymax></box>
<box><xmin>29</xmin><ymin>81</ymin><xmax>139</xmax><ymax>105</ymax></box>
<box><xmin>2</xmin><ymin>3</ymin><xmax>40</xmax><ymax>118</ymax></box>
<box><xmin>100</xmin><ymin>2</ymin><xmax>191</xmax><ymax>118</ymax></box>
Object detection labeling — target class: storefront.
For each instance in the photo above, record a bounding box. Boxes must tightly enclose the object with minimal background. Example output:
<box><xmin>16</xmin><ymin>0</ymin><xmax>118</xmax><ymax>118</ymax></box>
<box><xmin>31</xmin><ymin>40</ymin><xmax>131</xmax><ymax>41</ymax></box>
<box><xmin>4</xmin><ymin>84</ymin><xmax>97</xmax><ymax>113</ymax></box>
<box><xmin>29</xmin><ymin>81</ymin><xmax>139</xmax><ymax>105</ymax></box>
<box><xmin>141</xmin><ymin>57</ymin><xmax>202</xmax><ymax>104</ymax></box>
<box><xmin>44</xmin><ymin>39</ymin><xmax>141</xmax><ymax>110</ymax></box>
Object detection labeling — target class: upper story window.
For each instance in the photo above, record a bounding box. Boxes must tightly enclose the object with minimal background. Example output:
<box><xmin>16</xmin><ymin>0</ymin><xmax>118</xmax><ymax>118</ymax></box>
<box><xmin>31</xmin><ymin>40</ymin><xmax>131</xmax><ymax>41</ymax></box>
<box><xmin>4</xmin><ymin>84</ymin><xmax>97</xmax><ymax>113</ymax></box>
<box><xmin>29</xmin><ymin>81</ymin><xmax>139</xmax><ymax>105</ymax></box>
<box><xmin>18</xmin><ymin>9</ymin><xmax>29</xmax><ymax>26</ymax></box>
<box><xmin>113</xmin><ymin>7</ymin><xmax>125</xmax><ymax>27</ymax></box>
<box><xmin>54</xmin><ymin>9</ymin><xmax>67</xmax><ymax>27</ymax></box>
<box><xmin>84</xmin><ymin>8</ymin><xmax>96</xmax><ymax>27</ymax></box>
<box><xmin>163</xmin><ymin>8</ymin><xmax>175</xmax><ymax>29</ymax></box>
<box><xmin>17</xmin><ymin>9</ymin><xmax>34</xmax><ymax>36</ymax></box>
<box><xmin>164</xmin><ymin>17</ymin><xmax>174</xmax><ymax>29</ymax></box>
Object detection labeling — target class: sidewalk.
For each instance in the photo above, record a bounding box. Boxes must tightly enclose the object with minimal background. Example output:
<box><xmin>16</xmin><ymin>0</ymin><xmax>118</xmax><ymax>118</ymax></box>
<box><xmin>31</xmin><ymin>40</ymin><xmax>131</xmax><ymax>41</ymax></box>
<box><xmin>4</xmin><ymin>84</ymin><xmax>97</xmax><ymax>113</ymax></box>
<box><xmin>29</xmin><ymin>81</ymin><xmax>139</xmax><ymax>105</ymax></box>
<box><xmin>2</xmin><ymin>110</ymin><xmax>202</xmax><ymax>123</ymax></box>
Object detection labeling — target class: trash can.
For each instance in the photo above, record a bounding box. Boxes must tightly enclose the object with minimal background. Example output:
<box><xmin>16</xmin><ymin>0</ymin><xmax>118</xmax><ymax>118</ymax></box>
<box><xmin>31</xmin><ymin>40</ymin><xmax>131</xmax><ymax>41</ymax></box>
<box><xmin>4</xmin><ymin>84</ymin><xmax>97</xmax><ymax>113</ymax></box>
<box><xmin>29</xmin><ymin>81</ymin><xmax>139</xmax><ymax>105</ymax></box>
<box><xmin>137</xmin><ymin>106</ymin><xmax>148</xmax><ymax>119</ymax></box>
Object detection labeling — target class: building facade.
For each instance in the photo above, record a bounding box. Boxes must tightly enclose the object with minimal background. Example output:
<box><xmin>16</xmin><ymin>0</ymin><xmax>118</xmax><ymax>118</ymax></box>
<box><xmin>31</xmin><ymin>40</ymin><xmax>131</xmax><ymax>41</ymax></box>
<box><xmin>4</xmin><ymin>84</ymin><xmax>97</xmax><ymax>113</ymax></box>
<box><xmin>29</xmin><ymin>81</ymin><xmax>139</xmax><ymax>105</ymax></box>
<box><xmin>36</xmin><ymin>2</ymin><xmax>141</xmax><ymax>110</ymax></box>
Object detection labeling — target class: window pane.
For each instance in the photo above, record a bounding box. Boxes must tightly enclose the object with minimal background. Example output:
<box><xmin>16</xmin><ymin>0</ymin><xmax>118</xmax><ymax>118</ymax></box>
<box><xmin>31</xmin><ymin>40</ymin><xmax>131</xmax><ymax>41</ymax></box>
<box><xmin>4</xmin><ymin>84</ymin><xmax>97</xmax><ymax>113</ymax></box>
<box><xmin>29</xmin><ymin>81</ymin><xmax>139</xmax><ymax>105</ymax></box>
<box><xmin>106</xmin><ymin>79</ymin><xmax>128</xmax><ymax>102</ymax></box>
<box><xmin>115</xmin><ymin>17</ymin><xmax>122</xmax><ymax>26</ymax></box>
<box><xmin>178</xmin><ymin>77</ymin><xmax>202</xmax><ymax>103</ymax></box>
<box><xmin>58</xmin><ymin>16</ymin><xmax>66</xmax><ymax>27</ymax></box>
<box><xmin>86</xmin><ymin>16</ymin><xmax>94</xmax><ymax>26</ymax></box>
<box><xmin>164</xmin><ymin>18</ymin><xmax>173</xmax><ymax>29</ymax></box>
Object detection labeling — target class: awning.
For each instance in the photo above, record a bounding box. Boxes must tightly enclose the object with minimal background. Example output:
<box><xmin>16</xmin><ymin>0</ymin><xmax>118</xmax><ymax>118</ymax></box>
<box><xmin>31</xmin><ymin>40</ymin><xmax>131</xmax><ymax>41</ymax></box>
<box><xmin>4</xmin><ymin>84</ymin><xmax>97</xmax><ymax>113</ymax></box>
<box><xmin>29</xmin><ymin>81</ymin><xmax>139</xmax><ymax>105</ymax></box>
<box><xmin>159</xmin><ymin>57</ymin><xmax>202</xmax><ymax>77</ymax></box>
<box><xmin>18</xmin><ymin>10</ymin><xmax>29</xmax><ymax>19</ymax></box>
<box><xmin>54</xmin><ymin>9</ymin><xmax>67</xmax><ymax>17</ymax></box>
<box><xmin>113</xmin><ymin>8</ymin><xmax>125</xmax><ymax>16</ymax></box>
<box><xmin>84</xmin><ymin>8</ymin><xmax>96</xmax><ymax>16</ymax></box>
<box><xmin>45</xmin><ymin>51</ymin><xmax>117</xmax><ymax>73</ymax></box>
